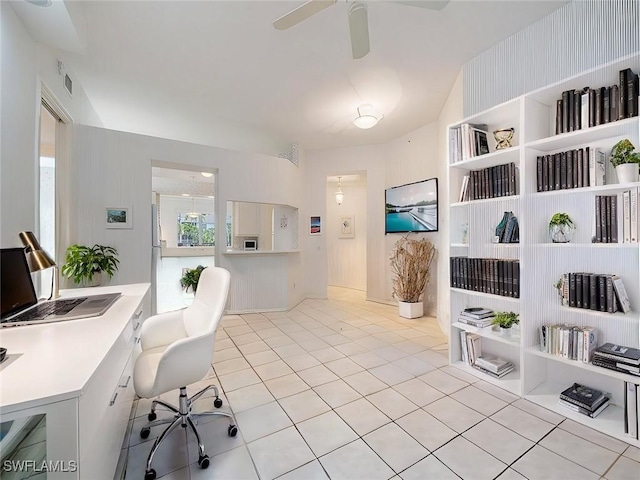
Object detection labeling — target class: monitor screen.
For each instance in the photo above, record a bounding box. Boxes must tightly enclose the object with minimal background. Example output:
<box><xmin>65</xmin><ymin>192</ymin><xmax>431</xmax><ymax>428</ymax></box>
<box><xmin>385</xmin><ymin>177</ymin><xmax>438</xmax><ymax>233</ymax></box>
<box><xmin>1</xmin><ymin>248</ymin><xmax>38</xmax><ymax>319</ymax></box>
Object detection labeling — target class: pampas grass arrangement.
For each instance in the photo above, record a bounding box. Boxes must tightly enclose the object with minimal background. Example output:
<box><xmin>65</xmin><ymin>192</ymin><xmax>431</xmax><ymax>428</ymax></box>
<box><xmin>390</xmin><ymin>235</ymin><xmax>436</xmax><ymax>303</ymax></box>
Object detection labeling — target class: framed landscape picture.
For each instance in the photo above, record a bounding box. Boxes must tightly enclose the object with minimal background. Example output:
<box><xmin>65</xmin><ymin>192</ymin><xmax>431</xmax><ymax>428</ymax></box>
<box><xmin>310</xmin><ymin>216</ymin><xmax>321</xmax><ymax>235</ymax></box>
<box><xmin>106</xmin><ymin>207</ymin><xmax>132</xmax><ymax>229</ymax></box>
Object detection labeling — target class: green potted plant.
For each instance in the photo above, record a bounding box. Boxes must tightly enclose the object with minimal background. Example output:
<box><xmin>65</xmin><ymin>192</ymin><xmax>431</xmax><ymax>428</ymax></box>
<box><xmin>610</xmin><ymin>139</ymin><xmax>640</xmax><ymax>184</ymax></box>
<box><xmin>549</xmin><ymin>213</ymin><xmax>575</xmax><ymax>243</ymax></box>
<box><xmin>61</xmin><ymin>244</ymin><xmax>119</xmax><ymax>287</ymax></box>
<box><xmin>180</xmin><ymin>265</ymin><xmax>206</xmax><ymax>293</ymax></box>
<box><xmin>389</xmin><ymin>236</ymin><xmax>436</xmax><ymax>319</ymax></box>
<box><xmin>492</xmin><ymin>311</ymin><xmax>519</xmax><ymax>336</ymax></box>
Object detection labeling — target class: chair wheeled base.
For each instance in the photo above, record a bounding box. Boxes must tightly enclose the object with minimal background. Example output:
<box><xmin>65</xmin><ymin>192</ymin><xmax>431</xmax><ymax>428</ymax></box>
<box><xmin>139</xmin><ymin>384</ymin><xmax>237</xmax><ymax>480</ymax></box>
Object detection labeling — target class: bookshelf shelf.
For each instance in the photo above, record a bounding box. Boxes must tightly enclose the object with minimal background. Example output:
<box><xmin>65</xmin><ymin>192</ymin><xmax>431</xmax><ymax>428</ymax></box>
<box><xmin>526</xmin><ymin>347</ymin><xmax>640</xmax><ymax>384</ymax></box>
<box><xmin>452</xmin><ymin>322</ymin><xmax>520</xmax><ymax>346</ymax></box>
<box><xmin>525</xmin><ymin>382</ymin><xmax>640</xmax><ymax>448</ymax></box>
<box><xmin>450</xmin><ymin>243</ymin><xmax>469</xmax><ymax>248</ymax></box>
<box><xmin>525</xmin><ymin>117</ymin><xmax>638</xmax><ymax>152</ymax></box>
<box><xmin>450</xmin><ymin>288</ymin><xmax>520</xmax><ymax>303</ymax></box>
<box><xmin>450</xmin><ymin>146</ymin><xmax>520</xmax><ymax>170</ymax></box>
<box><xmin>451</xmin><ymin>361</ymin><xmax>521</xmax><ymax>396</ymax></box>
<box><xmin>447</xmin><ymin>53</ymin><xmax>640</xmax><ymax>446</ymax></box>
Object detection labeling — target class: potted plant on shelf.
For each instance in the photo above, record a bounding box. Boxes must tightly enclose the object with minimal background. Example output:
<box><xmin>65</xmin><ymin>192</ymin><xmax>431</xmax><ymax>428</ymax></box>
<box><xmin>610</xmin><ymin>139</ymin><xmax>640</xmax><ymax>184</ymax></box>
<box><xmin>61</xmin><ymin>244</ymin><xmax>119</xmax><ymax>287</ymax></box>
<box><xmin>389</xmin><ymin>235</ymin><xmax>436</xmax><ymax>319</ymax></box>
<box><xmin>492</xmin><ymin>311</ymin><xmax>519</xmax><ymax>336</ymax></box>
<box><xmin>180</xmin><ymin>265</ymin><xmax>206</xmax><ymax>293</ymax></box>
<box><xmin>549</xmin><ymin>213</ymin><xmax>575</xmax><ymax>243</ymax></box>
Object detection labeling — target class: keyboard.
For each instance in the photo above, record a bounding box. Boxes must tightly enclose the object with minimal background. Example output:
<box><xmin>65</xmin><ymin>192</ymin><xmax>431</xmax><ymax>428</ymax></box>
<box><xmin>2</xmin><ymin>298</ymin><xmax>86</xmax><ymax>325</ymax></box>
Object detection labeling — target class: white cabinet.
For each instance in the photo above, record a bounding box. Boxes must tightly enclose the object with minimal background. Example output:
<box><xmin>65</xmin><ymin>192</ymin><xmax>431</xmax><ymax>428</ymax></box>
<box><xmin>447</xmin><ymin>54</ymin><xmax>640</xmax><ymax>446</ymax></box>
<box><xmin>234</xmin><ymin>202</ymin><xmax>259</xmax><ymax>236</ymax></box>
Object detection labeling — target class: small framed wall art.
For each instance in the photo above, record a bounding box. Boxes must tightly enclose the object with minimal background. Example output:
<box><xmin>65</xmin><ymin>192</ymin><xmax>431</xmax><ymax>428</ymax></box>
<box><xmin>106</xmin><ymin>207</ymin><xmax>132</xmax><ymax>229</ymax></box>
<box><xmin>339</xmin><ymin>215</ymin><xmax>354</xmax><ymax>238</ymax></box>
<box><xmin>310</xmin><ymin>216</ymin><xmax>322</xmax><ymax>235</ymax></box>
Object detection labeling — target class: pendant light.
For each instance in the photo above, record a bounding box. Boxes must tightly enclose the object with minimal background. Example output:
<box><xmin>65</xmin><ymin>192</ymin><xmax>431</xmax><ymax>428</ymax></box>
<box><xmin>186</xmin><ymin>176</ymin><xmax>201</xmax><ymax>218</ymax></box>
<box><xmin>335</xmin><ymin>176</ymin><xmax>344</xmax><ymax>206</ymax></box>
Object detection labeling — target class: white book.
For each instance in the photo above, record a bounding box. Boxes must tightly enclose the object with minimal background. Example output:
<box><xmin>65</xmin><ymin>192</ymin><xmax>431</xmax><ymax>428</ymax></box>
<box><xmin>460</xmin><ymin>124</ymin><xmax>470</xmax><ymax>160</ymax></box>
<box><xmin>582</xmin><ymin>327</ymin><xmax>597</xmax><ymax>364</ymax></box>
<box><xmin>626</xmin><ymin>382</ymin><xmax>638</xmax><ymax>439</ymax></box>
<box><xmin>631</xmin><ymin>188</ymin><xmax>638</xmax><ymax>243</ymax></box>
<box><xmin>459</xmin><ymin>175</ymin><xmax>469</xmax><ymax>202</ymax></box>
<box><xmin>612</xmin><ymin>275</ymin><xmax>631</xmax><ymax>313</ymax></box>
<box><xmin>623</xmin><ymin>190</ymin><xmax>631</xmax><ymax>243</ymax></box>
<box><xmin>577</xmin><ymin>329</ymin><xmax>584</xmax><ymax>363</ymax></box>
<box><xmin>562</xmin><ymin>327</ymin><xmax>570</xmax><ymax>359</ymax></box>
<box><xmin>581</xmin><ymin>92</ymin><xmax>590</xmax><ymax>129</ymax></box>
<box><xmin>460</xmin><ymin>330</ymin><xmax>469</xmax><ymax>365</ymax></box>
<box><xmin>589</xmin><ymin>148</ymin><xmax>606</xmax><ymax>186</ymax></box>
<box><xmin>617</xmin><ymin>192</ymin><xmax>624</xmax><ymax>243</ymax></box>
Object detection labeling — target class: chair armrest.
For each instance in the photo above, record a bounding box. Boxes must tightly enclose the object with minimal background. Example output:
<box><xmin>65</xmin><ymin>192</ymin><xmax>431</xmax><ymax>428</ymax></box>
<box><xmin>139</xmin><ymin>310</ymin><xmax>188</xmax><ymax>351</ymax></box>
<box><xmin>152</xmin><ymin>334</ymin><xmax>214</xmax><ymax>392</ymax></box>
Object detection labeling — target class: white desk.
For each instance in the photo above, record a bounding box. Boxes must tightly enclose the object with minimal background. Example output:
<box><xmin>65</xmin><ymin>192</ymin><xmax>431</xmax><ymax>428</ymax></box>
<box><xmin>0</xmin><ymin>283</ymin><xmax>150</xmax><ymax>480</ymax></box>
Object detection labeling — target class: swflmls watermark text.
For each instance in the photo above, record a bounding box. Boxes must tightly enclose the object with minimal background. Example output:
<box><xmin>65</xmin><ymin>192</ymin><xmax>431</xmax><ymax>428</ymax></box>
<box><xmin>2</xmin><ymin>460</ymin><xmax>78</xmax><ymax>473</ymax></box>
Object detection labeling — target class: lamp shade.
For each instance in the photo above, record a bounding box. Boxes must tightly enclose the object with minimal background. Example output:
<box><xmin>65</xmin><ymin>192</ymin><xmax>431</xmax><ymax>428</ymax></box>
<box><xmin>353</xmin><ymin>104</ymin><xmax>383</xmax><ymax>129</ymax></box>
<box><xmin>19</xmin><ymin>231</ymin><xmax>56</xmax><ymax>272</ymax></box>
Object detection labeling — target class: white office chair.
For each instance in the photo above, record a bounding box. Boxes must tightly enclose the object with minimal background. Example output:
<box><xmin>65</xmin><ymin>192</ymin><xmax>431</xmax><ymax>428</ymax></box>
<box><xmin>133</xmin><ymin>267</ymin><xmax>236</xmax><ymax>480</ymax></box>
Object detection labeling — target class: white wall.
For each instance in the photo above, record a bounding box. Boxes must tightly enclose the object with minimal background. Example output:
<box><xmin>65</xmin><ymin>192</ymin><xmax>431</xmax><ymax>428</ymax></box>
<box><xmin>326</xmin><ymin>178</ymin><xmax>367</xmax><ymax>291</ymax></box>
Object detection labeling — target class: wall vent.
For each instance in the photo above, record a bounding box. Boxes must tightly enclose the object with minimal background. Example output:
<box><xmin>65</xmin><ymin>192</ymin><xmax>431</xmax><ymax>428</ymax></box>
<box><xmin>64</xmin><ymin>73</ymin><xmax>73</xmax><ymax>97</ymax></box>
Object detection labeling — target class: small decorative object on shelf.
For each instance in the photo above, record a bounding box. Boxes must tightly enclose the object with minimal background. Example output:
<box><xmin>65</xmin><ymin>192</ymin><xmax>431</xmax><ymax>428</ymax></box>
<box><xmin>610</xmin><ymin>139</ymin><xmax>640</xmax><ymax>184</ymax></box>
<box><xmin>549</xmin><ymin>212</ymin><xmax>575</xmax><ymax>243</ymax></box>
<box><xmin>61</xmin><ymin>244</ymin><xmax>119</xmax><ymax>287</ymax></box>
<box><xmin>491</xmin><ymin>311</ymin><xmax>519</xmax><ymax>337</ymax></box>
<box><xmin>390</xmin><ymin>235</ymin><xmax>436</xmax><ymax>319</ymax></box>
<box><xmin>460</xmin><ymin>223</ymin><xmax>469</xmax><ymax>244</ymax></box>
<box><xmin>493</xmin><ymin>127</ymin><xmax>515</xmax><ymax>150</ymax></box>
<box><xmin>494</xmin><ymin>211</ymin><xmax>519</xmax><ymax>243</ymax></box>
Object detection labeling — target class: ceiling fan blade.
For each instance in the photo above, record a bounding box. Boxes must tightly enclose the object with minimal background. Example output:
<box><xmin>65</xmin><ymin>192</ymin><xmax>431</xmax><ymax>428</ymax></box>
<box><xmin>273</xmin><ymin>0</ymin><xmax>337</xmax><ymax>30</ymax></box>
<box><xmin>348</xmin><ymin>3</ymin><xmax>370</xmax><ymax>60</ymax></box>
<box><xmin>390</xmin><ymin>1</ymin><xmax>450</xmax><ymax>10</ymax></box>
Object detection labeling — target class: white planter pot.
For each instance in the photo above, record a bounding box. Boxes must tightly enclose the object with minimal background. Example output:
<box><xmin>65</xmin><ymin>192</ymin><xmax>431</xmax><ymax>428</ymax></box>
<box><xmin>616</xmin><ymin>163</ymin><xmax>639</xmax><ymax>184</ymax></box>
<box><xmin>82</xmin><ymin>271</ymin><xmax>102</xmax><ymax>287</ymax></box>
<box><xmin>398</xmin><ymin>301</ymin><xmax>423</xmax><ymax>319</ymax></box>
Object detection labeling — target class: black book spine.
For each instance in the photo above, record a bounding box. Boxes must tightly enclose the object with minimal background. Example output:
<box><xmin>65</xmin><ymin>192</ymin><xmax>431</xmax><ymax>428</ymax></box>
<box><xmin>571</xmin><ymin>150</ymin><xmax>578</xmax><ymax>188</ymax></box>
<box><xmin>611</xmin><ymin>194</ymin><xmax>618</xmax><ymax>243</ymax></box>
<box><xmin>595</xmin><ymin>196</ymin><xmax>602</xmax><ymax>242</ymax></box>
<box><xmin>582</xmin><ymin>272</ymin><xmax>590</xmax><ymax>309</ymax></box>
<box><xmin>537</xmin><ymin>156</ymin><xmax>543</xmax><ymax>192</ymax></box>
<box><xmin>620</xmin><ymin>69</ymin><xmax>628</xmax><ymax>119</ymax></box>
<box><xmin>498</xmin><ymin>261</ymin><xmax>504</xmax><ymax>297</ymax></box>
<box><xmin>566</xmin><ymin>150</ymin><xmax>573</xmax><ymax>189</ymax></box>
<box><xmin>450</xmin><ymin>257</ymin><xmax>455</xmax><ymax>288</ymax></box>
<box><xmin>507</xmin><ymin>261</ymin><xmax>514</xmax><ymax>297</ymax></box>
<box><xmin>595</xmin><ymin>87</ymin><xmax>602</xmax><ymax>126</ymax></box>
<box><xmin>576</xmin><ymin>273</ymin><xmax>583</xmax><ymax>308</ymax></box>
<box><xmin>556</xmin><ymin>99</ymin><xmax>563</xmax><ymax>135</ymax></box>
<box><xmin>603</xmin><ymin>86</ymin><xmax>611</xmax><ymax>124</ymax></box>
<box><xmin>562</xmin><ymin>90</ymin><xmax>570</xmax><ymax>133</ymax></box>
<box><xmin>560</xmin><ymin>151</ymin><xmax>568</xmax><ymax>190</ymax></box>
<box><xmin>543</xmin><ymin>155</ymin><xmax>550</xmax><ymax>191</ymax></box>
<box><xmin>483</xmin><ymin>168</ymin><xmax>489</xmax><ymax>199</ymax></box>
<box><xmin>611</xmin><ymin>85</ymin><xmax>619</xmax><ymax>122</ymax></box>
<box><xmin>590</xmin><ymin>274</ymin><xmax>598</xmax><ymax>311</ymax></box>
<box><xmin>589</xmin><ymin>88</ymin><xmax>596</xmax><ymax>127</ymax></box>
<box><xmin>569</xmin><ymin>273</ymin><xmax>577</xmax><ymax>307</ymax></box>
<box><xmin>627</xmin><ymin>72</ymin><xmax>638</xmax><ymax>118</ymax></box>
<box><xmin>581</xmin><ymin>148</ymin><xmax>589</xmax><ymax>187</ymax></box>
<box><xmin>574</xmin><ymin>89</ymin><xmax>582</xmax><ymax>130</ymax></box>
<box><xmin>606</xmin><ymin>275</ymin><xmax>615</xmax><ymax>313</ymax></box>
<box><xmin>513</xmin><ymin>261</ymin><xmax>519</xmax><ymax>298</ymax></box>
<box><xmin>598</xmin><ymin>275</ymin><xmax>606</xmax><ymax>312</ymax></box>
<box><xmin>605</xmin><ymin>195</ymin><xmax>612</xmax><ymax>243</ymax></box>
<box><xmin>568</xmin><ymin>90</ymin><xmax>575</xmax><ymax>132</ymax></box>
<box><xmin>554</xmin><ymin>153</ymin><xmax>561</xmax><ymax>190</ymax></box>
<box><xmin>576</xmin><ymin>149</ymin><xmax>583</xmax><ymax>188</ymax></box>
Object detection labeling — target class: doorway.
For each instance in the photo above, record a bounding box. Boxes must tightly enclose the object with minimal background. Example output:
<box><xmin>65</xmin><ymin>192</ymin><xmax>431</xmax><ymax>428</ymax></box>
<box><xmin>151</xmin><ymin>165</ymin><xmax>218</xmax><ymax>314</ymax></box>
<box><xmin>325</xmin><ymin>173</ymin><xmax>367</xmax><ymax>291</ymax></box>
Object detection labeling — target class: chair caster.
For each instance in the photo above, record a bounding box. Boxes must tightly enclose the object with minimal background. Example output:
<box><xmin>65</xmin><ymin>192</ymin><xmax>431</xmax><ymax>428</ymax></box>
<box><xmin>144</xmin><ymin>469</ymin><xmax>156</xmax><ymax>480</ymax></box>
<box><xmin>148</xmin><ymin>411</ymin><xmax>157</xmax><ymax>421</ymax></box>
<box><xmin>140</xmin><ymin>427</ymin><xmax>151</xmax><ymax>439</ymax></box>
<box><xmin>214</xmin><ymin>397</ymin><xmax>223</xmax><ymax>408</ymax></box>
<box><xmin>228</xmin><ymin>425</ymin><xmax>238</xmax><ymax>437</ymax></box>
<box><xmin>198</xmin><ymin>455</ymin><xmax>210</xmax><ymax>469</ymax></box>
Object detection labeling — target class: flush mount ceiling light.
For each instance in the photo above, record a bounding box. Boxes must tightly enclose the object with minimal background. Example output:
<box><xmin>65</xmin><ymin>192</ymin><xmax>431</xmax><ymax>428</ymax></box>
<box><xmin>25</xmin><ymin>0</ymin><xmax>52</xmax><ymax>6</ymax></box>
<box><xmin>353</xmin><ymin>104</ymin><xmax>383</xmax><ymax>129</ymax></box>
<box><xmin>335</xmin><ymin>176</ymin><xmax>344</xmax><ymax>206</ymax></box>
<box><xmin>200</xmin><ymin>172</ymin><xmax>213</xmax><ymax>178</ymax></box>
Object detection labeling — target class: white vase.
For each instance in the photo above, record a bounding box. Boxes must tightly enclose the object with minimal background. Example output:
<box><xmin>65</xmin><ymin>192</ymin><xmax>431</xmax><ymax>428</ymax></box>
<box><xmin>82</xmin><ymin>271</ymin><xmax>102</xmax><ymax>287</ymax></box>
<box><xmin>616</xmin><ymin>163</ymin><xmax>639</xmax><ymax>184</ymax></box>
<box><xmin>398</xmin><ymin>301</ymin><xmax>423</xmax><ymax>319</ymax></box>
<box><xmin>499</xmin><ymin>327</ymin><xmax>512</xmax><ymax>337</ymax></box>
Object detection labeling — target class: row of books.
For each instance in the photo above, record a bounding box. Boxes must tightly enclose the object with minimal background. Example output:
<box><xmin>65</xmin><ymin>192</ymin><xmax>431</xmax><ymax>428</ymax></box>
<box><xmin>449</xmin><ymin>123</ymin><xmax>490</xmax><ymax>164</ymax></box>
<box><xmin>535</xmin><ymin>147</ymin><xmax>605</xmax><ymax>192</ymax></box>
<box><xmin>538</xmin><ymin>324</ymin><xmax>597</xmax><ymax>363</ymax></box>
<box><xmin>554</xmin><ymin>67</ymin><xmax>639</xmax><ymax>135</ymax></box>
<box><xmin>458</xmin><ymin>162</ymin><xmax>518</xmax><ymax>202</ymax></box>
<box><xmin>625</xmin><ymin>382</ymin><xmax>639</xmax><ymax>440</ymax></box>
<box><xmin>592</xmin><ymin>343</ymin><xmax>640</xmax><ymax>377</ymax></box>
<box><xmin>457</xmin><ymin>307</ymin><xmax>495</xmax><ymax>328</ymax></box>
<box><xmin>558</xmin><ymin>382</ymin><xmax>610</xmax><ymax>418</ymax></box>
<box><xmin>557</xmin><ymin>272</ymin><xmax>630</xmax><ymax>314</ymax></box>
<box><xmin>459</xmin><ymin>331</ymin><xmax>514</xmax><ymax>378</ymax></box>
<box><xmin>450</xmin><ymin>257</ymin><xmax>520</xmax><ymax>298</ymax></box>
<box><xmin>594</xmin><ymin>188</ymin><xmax>640</xmax><ymax>244</ymax></box>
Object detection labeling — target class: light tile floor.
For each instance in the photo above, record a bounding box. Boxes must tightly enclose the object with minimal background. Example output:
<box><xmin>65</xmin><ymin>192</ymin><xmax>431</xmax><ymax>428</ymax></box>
<box><xmin>122</xmin><ymin>287</ymin><xmax>640</xmax><ymax>480</ymax></box>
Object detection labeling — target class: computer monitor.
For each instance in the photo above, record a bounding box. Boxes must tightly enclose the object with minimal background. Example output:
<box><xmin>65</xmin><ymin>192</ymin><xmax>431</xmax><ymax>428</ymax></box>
<box><xmin>1</xmin><ymin>247</ymin><xmax>38</xmax><ymax>319</ymax></box>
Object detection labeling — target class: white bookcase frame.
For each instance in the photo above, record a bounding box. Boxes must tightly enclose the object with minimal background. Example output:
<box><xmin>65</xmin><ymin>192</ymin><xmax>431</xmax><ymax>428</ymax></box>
<box><xmin>447</xmin><ymin>53</ymin><xmax>640</xmax><ymax>446</ymax></box>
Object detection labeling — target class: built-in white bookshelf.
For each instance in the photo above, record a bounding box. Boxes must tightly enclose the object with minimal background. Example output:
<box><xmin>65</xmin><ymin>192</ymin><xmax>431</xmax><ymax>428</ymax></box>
<box><xmin>447</xmin><ymin>53</ymin><xmax>640</xmax><ymax>447</ymax></box>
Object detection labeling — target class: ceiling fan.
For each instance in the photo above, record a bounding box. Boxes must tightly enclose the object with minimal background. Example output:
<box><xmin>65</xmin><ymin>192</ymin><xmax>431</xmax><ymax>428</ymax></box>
<box><xmin>273</xmin><ymin>0</ymin><xmax>450</xmax><ymax>60</ymax></box>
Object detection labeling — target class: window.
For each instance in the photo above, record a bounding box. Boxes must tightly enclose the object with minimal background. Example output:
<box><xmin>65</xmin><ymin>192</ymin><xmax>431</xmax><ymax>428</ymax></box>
<box><xmin>177</xmin><ymin>213</ymin><xmax>215</xmax><ymax>246</ymax></box>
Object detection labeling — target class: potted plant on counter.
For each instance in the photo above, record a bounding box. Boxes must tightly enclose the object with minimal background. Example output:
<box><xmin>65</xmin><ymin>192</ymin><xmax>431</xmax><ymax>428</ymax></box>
<box><xmin>61</xmin><ymin>244</ymin><xmax>119</xmax><ymax>287</ymax></box>
<box><xmin>610</xmin><ymin>139</ymin><xmax>640</xmax><ymax>184</ymax></box>
<box><xmin>389</xmin><ymin>235</ymin><xmax>436</xmax><ymax>319</ymax></box>
<box><xmin>492</xmin><ymin>311</ymin><xmax>519</xmax><ymax>336</ymax></box>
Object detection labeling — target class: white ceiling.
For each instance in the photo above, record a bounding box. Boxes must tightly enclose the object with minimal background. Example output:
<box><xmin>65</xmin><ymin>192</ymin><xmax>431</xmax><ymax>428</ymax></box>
<box><xmin>152</xmin><ymin>167</ymin><xmax>215</xmax><ymax>196</ymax></box>
<box><xmin>16</xmin><ymin>1</ymin><xmax>566</xmax><ymax>152</ymax></box>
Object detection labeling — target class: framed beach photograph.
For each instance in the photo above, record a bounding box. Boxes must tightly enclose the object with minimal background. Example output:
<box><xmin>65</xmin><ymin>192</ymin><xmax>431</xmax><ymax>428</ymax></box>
<box><xmin>106</xmin><ymin>207</ymin><xmax>132</xmax><ymax>229</ymax></box>
<box><xmin>339</xmin><ymin>215</ymin><xmax>354</xmax><ymax>238</ymax></box>
<box><xmin>310</xmin><ymin>216</ymin><xmax>322</xmax><ymax>235</ymax></box>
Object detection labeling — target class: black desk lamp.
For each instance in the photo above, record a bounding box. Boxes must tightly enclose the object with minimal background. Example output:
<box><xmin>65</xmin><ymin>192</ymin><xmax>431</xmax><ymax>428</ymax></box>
<box><xmin>19</xmin><ymin>231</ymin><xmax>59</xmax><ymax>299</ymax></box>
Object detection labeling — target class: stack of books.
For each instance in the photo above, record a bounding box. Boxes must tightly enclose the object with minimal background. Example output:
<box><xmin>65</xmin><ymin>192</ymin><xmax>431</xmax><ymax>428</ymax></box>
<box><xmin>457</xmin><ymin>307</ymin><xmax>495</xmax><ymax>328</ymax></box>
<box><xmin>596</xmin><ymin>188</ymin><xmax>640</xmax><ymax>244</ymax></box>
<box><xmin>538</xmin><ymin>324</ymin><xmax>597</xmax><ymax>363</ymax></box>
<box><xmin>449</xmin><ymin>123</ymin><xmax>489</xmax><ymax>164</ymax></box>
<box><xmin>592</xmin><ymin>343</ymin><xmax>640</xmax><ymax>377</ymax></box>
<box><xmin>473</xmin><ymin>355</ymin><xmax>514</xmax><ymax>378</ymax></box>
<box><xmin>458</xmin><ymin>162</ymin><xmax>517</xmax><ymax>201</ymax></box>
<box><xmin>559</xmin><ymin>382</ymin><xmax>610</xmax><ymax>418</ymax></box>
